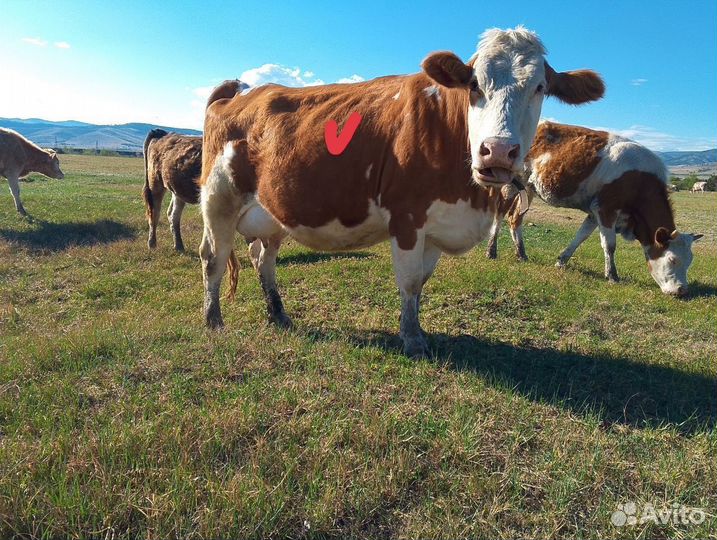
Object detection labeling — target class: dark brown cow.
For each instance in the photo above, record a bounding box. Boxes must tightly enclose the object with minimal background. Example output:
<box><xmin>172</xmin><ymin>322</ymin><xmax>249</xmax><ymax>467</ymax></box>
<box><xmin>200</xmin><ymin>28</ymin><xmax>604</xmax><ymax>356</ymax></box>
<box><xmin>0</xmin><ymin>128</ymin><xmax>64</xmax><ymax>215</ymax></box>
<box><xmin>142</xmin><ymin>129</ymin><xmax>201</xmax><ymax>250</ymax></box>
<box><xmin>515</xmin><ymin>121</ymin><xmax>702</xmax><ymax>295</ymax></box>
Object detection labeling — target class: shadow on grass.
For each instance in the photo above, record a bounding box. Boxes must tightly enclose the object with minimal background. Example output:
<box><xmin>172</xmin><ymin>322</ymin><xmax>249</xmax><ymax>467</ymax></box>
<box><xmin>688</xmin><ymin>281</ymin><xmax>717</xmax><ymax>299</ymax></box>
<box><xmin>306</xmin><ymin>328</ymin><xmax>716</xmax><ymax>435</ymax></box>
<box><xmin>0</xmin><ymin>219</ymin><xmax>136</xmax><ymax>252</ymax></box>
<box><xmin>279</xmin><ymin>251</ymin><xmax>374</xmax><ymax>266</ymax></box>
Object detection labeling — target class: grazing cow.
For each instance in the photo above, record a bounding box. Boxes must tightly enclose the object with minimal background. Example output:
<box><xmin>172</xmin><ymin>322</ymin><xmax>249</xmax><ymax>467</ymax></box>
<box><xmin>0</xmin><ymin>128</ymin><xmax>64</xmax><ymax>215</ymax></box>
<box><xmin>142</xmin><ymin>129</ymin><xmax>202</xmax><ymax>250</ymax></box>
<box><xmin>691</xmin><ymin>181</ymin><xmax>707</xmax><ymax>194</ymax></box>
<box><xmin>200</xmin><ymin>28</ymin><xmax>605</xmax><ymax>357</ymax></box>
<box><xmin>517</xmin><ymin>121</ymin><xmax>702</xmax><ymax>296</ymax></box>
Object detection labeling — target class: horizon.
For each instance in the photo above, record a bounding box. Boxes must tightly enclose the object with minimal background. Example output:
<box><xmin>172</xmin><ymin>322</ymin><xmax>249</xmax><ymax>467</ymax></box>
<box><xmin>2</xmin><ymin>1</ymin><xmax>716</xmax><ymax>151</ymax></box>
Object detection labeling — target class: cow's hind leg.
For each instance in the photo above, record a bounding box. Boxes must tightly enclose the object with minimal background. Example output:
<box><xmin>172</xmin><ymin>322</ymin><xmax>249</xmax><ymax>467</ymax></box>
<box><xmin>146</xmin><ymin>186</ymin><xmax>165</xmax><ymax>249</ymax></box>
<box><xmin>556</xmin><ymin>213</ymin><xmax>598</xmax><ymax>267</ymax></box>
<box><xmin>6</xmin><ymin>174</ymin><xmax>27</xmax><ymax>216</ymax></box>
<box><xmin>597</xmin><ymin>224</ymin><xmax>619</xmax><ymax>282</ymax></box>
<box><xmin>199</xmin><ymin>172</ymin><xmax>241</xmax><ymax>330</ymax></box>
<box><xmin>167</xmin><ymin>194</ymin><xmax>187</xmax><ymax>251</ymax></box>
<box><xmin>391</xmin><ymin>235</ymin><xmax>430</xmax><ymax>358</ymax></box>
<box><xmin>254</xmin><ymin>235</ymin><xmax>291</xmax><ymax>328</ymax></box>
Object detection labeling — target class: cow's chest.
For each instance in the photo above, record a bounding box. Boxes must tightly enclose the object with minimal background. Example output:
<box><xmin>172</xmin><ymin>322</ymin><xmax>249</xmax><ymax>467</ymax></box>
<box><xmin>424</xmin><ymin>199</ymin><xmax>493</xmax><ymax>255</ymax></box>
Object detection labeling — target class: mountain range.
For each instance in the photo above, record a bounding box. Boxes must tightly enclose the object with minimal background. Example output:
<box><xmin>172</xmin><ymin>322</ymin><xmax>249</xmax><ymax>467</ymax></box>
<box><xmin>0</xmin><ymin>117</ymin><xmax>200</xmax><ymax>153</ymax></box>
<box><xmin>1</xmin><ymin>117</ymin><xmax>715</xmax><ymax>165</ymax></box>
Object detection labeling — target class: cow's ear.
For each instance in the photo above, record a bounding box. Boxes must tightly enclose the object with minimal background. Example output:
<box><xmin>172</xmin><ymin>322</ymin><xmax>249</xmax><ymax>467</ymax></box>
<box><xmin>655</xmin><ymin>226</ymin><xmax>672</xmax><ymax>248</ymax></box>
<box><xmin>691</xmin><ymin>233</ymin><xmax>704</xmax><ymax>242</ymax></box>
<box><xmin>545</xmin><ymin>61</ymin><xmax>605</xmax><ymax>105</ymax></box>
<box><xmin>422</xmin><ymin>52</ymin><xmax>473</xmax><ymax>88</ymax></box>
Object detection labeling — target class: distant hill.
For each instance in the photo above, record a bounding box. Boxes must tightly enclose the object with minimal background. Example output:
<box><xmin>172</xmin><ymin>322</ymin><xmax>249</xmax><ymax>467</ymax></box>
<box><xmin>656</xmin><ymin>149</ymin><xmax>717</xmax><ymax>166</ymax></box>
<box><xmin>0</xmin><ymin>117</ymin><xmax>201</xmax><ymax>153</ymax></box>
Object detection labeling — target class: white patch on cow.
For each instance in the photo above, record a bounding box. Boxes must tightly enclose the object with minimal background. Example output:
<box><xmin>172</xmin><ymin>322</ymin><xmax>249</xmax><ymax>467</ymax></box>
<box><xmin>235</xmin><ymin>195</ymin><xmax>284</xmax><ymax>240</ymax></box>
<box><xmin>424</xmin><ymin>199</ymin><xmax>493</xmax><ymax>255</ymax></box>
<box><xmin>423</xmin><ymin>85</ymin><xmax>440</xmax><ymax>101</ymax></box>
<box><xmin>286</xmin><ymin>200</ymin><xmax>390</xmax><ymax>251</ymax></box>
<box><xmin>365</xmin><ymin>163</ymin><xmax>373</xmax><ymax>179</ymax></box>
<box><xmin>393</xmin><ymin>91</ymin><xmax>400</xmax><ymax>100</ymax></box>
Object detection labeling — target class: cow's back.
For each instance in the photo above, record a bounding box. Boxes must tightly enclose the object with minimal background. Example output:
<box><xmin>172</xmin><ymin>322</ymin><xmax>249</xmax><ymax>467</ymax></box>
<box><xmin>527</xmin><ymin>122</ymin><xmax>667</xmax><ymax>210</ymax></box>
<box><xmin>148</xmin><ymin>133</ymin><xmax>202</xmax><ymax>204</ymax></box>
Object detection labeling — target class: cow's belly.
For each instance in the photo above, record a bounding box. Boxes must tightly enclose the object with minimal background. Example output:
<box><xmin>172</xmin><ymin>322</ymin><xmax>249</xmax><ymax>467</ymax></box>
<box><xmin>424</xmin><ymin>199</ymin><xmax>493</xmax><ymax>255</ymax></box>
<box><xmin>286</xmin><ymin>200</ymin><xmax>390</xmax><ymax>251</ymax></box>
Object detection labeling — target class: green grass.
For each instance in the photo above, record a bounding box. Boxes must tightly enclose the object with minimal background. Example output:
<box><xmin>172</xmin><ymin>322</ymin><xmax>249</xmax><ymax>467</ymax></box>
<box><xmin>1</xmin><ymin>154</ymin><xmax>716</xmax><ymax>539</ymax></box>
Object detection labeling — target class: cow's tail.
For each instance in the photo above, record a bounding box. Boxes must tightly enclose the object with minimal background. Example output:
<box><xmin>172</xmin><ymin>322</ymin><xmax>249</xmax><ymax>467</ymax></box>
<box><xmin>226</xmin><ymin>249</ymin><xmax>239</xmax><ymax>302</ymax></box>
<box><xmin>142</xmin><ymin>128</ymin><xmax>168</xmax><ymax>219</ymax></box>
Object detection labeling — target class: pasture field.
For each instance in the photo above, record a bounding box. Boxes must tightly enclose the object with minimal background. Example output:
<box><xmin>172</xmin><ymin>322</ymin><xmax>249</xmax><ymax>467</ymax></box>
<box><xmin>1</xmin><ymin>154</ymin><xmax>716</xmax><ymax>539</ymax></box>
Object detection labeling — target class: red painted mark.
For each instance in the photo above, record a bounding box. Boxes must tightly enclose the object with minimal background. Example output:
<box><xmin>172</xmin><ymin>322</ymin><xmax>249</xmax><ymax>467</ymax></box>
<box><xmin>324</xmin><ymin>112</ymin><xmax>362</xmax><ymax>156</ymax></box>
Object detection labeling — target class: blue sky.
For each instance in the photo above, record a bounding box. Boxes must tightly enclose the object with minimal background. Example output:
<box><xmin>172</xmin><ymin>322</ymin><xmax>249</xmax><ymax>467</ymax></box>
<box><xmin>2</xmin><ymin>0</ymin><xmax>715</xmax><ymax>150</ymax></box>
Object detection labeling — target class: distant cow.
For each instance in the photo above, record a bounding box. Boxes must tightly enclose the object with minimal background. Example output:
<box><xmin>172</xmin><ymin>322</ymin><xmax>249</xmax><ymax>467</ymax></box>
<box><xmin>142</xmin><ymin>129</ymin><xmax>201</xmax><ymax>250</ymax></box>
<box><xmin>0</xmin><ymin>128</ymin><xmax>64</xmax><ymax>215</ymax></box>
<box><xmin>691</xmin><ymin>181</ymin><xmax>707</xmax><ymax>194</ymax></box>
<box><xmin>519</xmin><ymin>121</ymin><xmax>702</xmax><ymax>296</ymax></box>
<box><xmin>199</xmin><ymin>27</ymin><xmax>604</xmax><ymax>357</ymax></box>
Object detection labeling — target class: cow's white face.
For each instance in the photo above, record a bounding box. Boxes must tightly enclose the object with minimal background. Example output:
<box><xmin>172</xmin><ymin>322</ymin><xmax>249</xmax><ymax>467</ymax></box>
<box><xmin>422</xmin><ymin>27</ymin><xmax>605</xmax><ymax>189</ymax></box>
<box><xmin>647</xmin><ymin>231</ymin><xmax>702</xmax><ymax>297</ymax></box>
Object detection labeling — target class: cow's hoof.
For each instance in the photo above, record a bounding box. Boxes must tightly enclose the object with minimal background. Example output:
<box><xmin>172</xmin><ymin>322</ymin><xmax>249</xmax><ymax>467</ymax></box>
<box><xmin>486</xmin><ymin>250</ymin><xmax>497</xmax><ymax>260</ymax></box>
<box><xmin>270</xmin><ymin>313</ymin><xmax>293</xmax><ymax>329</ymax></box>
<box><xmin>402</xmin><ymin>336</ymin><xmax>430</xmax><ymax>359</ymax></box>
<box><xmin>148</xmin><ymin>238</ymin><xmax>157</xmax><ymax>249</ymax></box>
<box><xmin>174</xmin><ymin>243</ymin><xmax>185</xmax><ymax>252</ymax></box>
<box><xmin>517</xmin><ymin>255</ymin><xmax>528</xmax><ymax>262</ymax></box>
<box><xmin>555</xmin><ymin>259</ymin><xmax>567</xmax><ymax>268</ymax></box>
<box><xmin>205</xmin><ymin>306</ymin><xmax>224</xmax><ymax>330</ymax></box>
<box><xmin>607</xmin><ymin>275</ymin><xmax>620</xmax><ymax>284</ymax></box>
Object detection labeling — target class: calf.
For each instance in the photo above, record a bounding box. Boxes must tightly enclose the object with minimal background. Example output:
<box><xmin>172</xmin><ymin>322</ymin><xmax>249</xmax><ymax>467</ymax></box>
<box><xmin>201</xmin><ymin>28</ymin><xmax>604</xmax><ymax>356</ymax></box>
<box><xmin>142</xmin><ymin>129</ymin><xmax>202</xmax><ymax>250</ymax></box>
<box><xmin>519</xmin><ymin>121</ymin><xmax>702</xmax><ymax>296</ymax></box>
<box><xmin>0</xmin><ymin>128</ymin><xmax>64</xmax><ymax>215</ymax></box>
<box><xmin>691</xmin><ymin>181</ymin><xmax>707</xmax><ymax>194</ymax></box>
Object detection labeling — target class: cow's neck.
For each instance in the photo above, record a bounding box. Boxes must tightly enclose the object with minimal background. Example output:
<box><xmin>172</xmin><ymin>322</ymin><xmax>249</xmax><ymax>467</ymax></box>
<box><xmin>631</xmin><ymin>187</ymin><xmax>675</xmax><ymax>257</ymax></box>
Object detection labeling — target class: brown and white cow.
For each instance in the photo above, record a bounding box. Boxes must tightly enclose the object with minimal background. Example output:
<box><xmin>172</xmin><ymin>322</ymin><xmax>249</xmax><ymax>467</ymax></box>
<box><xmin>200</xmin><ymin>28</ymin><xmax>604</xmax><ymax>357</ymax></box>
<box><xmin>143</xmin><ymin>129</ymin><xmax>202</xmax><ymax>251</ymax></box>
<box><xmin>516</xmin><ymin>121</ymin><xmax>702</xmax><ymax>296</ymax></box>
<box><xmin>691</xmin><ymin>181</ymin><xmax>707</xmax><ymax>194</ymax></box>
<box><xmin>0</xmin><ymin>128</ymin><xmax>64</xmax><ymax>215</ymax></box>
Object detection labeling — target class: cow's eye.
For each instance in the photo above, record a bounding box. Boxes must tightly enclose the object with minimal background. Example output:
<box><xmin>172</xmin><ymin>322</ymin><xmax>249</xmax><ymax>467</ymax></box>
<box><xmin>536</xmin><ymin>84</ymin><xmax>544</xmax><ymax>94</ymax></box>
<box><xmin>470</xmin><ymin>79</ymin><xmax>480</xmax><ymax>92</ymax></box>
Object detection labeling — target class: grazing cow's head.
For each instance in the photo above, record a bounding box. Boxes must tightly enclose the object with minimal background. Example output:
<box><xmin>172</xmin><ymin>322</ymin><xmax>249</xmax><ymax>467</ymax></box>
<box><xmin>422</xmin><ymin>27</ymin><xmax>605</xmax><ymax>188</ymax></box>
<box><xmin>648</xmin><ymin>228</ymin><xmax>703</xmax><ymax>297</ymax></box>
<box><xmin>43</xmin><ymin>150</ymin><xmax>65</xmax><ymax>179</ymax></box>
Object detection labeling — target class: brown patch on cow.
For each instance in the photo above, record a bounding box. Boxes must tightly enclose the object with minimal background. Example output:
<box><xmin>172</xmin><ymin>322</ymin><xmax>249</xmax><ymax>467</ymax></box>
<box><xmin>528</xmin><ymin>122</ymin><xmax>609</xmax><ymax>199</ymax></box>
<box><xmin>203</xmin><ymin>71</ymin><xmax>497</xmax><ymax>251</ymax></box>
<box><xmin>145</xmin><ymin>133</ymin><xmax>202</xmax><ymax>205</ymax></box>
<box><xmin>596</xmin><ymin>170</ymin><xmax>676</xmax><ymax>259</ymax></box>
<box><xmin>545</xmin><ymin>62</ymin><xmax>605</xmax><ymax>105</ymax></box>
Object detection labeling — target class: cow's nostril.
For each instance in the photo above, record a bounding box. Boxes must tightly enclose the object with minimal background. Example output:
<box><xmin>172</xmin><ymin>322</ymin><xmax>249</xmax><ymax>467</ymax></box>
<box><xmin>479</xmin><ymin>143</ymin><xmax>490</xmax><ymax>157</ymax></box>
<box><xmin>508</xmin><ymin>144</ymin><xmax>520</xmax><ymax>160</ymax></box>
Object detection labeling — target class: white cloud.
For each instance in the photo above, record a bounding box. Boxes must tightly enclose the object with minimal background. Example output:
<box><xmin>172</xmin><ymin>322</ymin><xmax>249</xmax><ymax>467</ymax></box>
<box><xmin>336</xmin><ymin>74</ymin><xmax>364</xmax><ymax>84</ymax></box>
<box><xmin>238</xmin><ymin>64</ymin><xmax>326</xmax><ymax>87</ymax></box>
<box><xmin>630</xmin><ymin>78</ymin><xmax>648</xmax><ymax>86</ymax></box>
<box><xmin>590</xmin><ymin>124</ymin><xmax>717</xmax><ymax>151</ymax></box>
<box><xmin>54</xmin><ymin>41</ymin><xmax>71</xmax><ymax>49</ymax></box>
<box><xmin>22</xmin><ymin>37</ymin><xmax>47</xmax><ymax>47</ymax></box>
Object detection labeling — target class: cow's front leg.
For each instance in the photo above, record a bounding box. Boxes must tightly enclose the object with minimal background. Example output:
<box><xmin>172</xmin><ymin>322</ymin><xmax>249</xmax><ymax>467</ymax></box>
<box><xmin>254</xmin><ymin>234</ymin><xmax>291</xmax><ymax>328</ymax></box>
<box><xmin>485</xmin><ymin>216</ymin><xmax>501</xmax><ymax>259</ymax></box>
<box><xmin>6</xmin><ymin>174</ymin><xmax>27</xmax><ymax>216</ymax></box>
<box><xmin>168</xmin><ymin>194</ymin><xmax>187</xmax><ymax>251</ymax></box>
<box><xmin>597</xmin><ymin>224</ymin><xmax>619</xmax><ymax>282</ymax></box>
<box><xmin>391</xmin><ymin>235</ymin><xmax>429</xmax><ymax>358</ymax></box>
